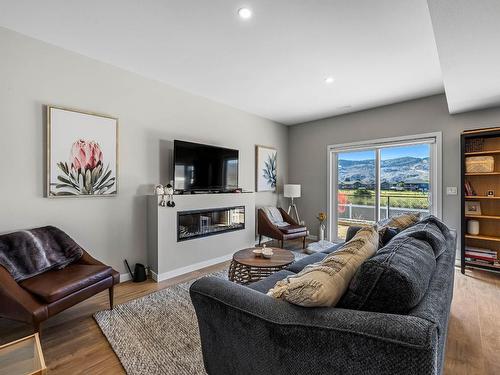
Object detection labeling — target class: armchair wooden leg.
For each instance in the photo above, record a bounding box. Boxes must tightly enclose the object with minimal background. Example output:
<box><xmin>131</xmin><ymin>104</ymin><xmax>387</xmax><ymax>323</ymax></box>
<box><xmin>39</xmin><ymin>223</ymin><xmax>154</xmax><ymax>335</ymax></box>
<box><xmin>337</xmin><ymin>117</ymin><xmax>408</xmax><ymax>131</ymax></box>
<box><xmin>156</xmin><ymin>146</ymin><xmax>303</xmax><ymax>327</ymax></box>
<box><xmin>280</xmin><ymin>240</ymin><xmax>284</xmax><ymax>248</ymax></box>
<box><xmin>259</xmin><ymin>234</ymin><xmax>262</xmax><ymax>246</ymax></box>
<box><xmin>302</xmin><ymin>236</ymin><xmax>306</xmax><ymax>249</ymax></box>
<box><xmin>109</xmin><ymin>286</ymin><xmax>114</xmax><ymax>310</ymax></box>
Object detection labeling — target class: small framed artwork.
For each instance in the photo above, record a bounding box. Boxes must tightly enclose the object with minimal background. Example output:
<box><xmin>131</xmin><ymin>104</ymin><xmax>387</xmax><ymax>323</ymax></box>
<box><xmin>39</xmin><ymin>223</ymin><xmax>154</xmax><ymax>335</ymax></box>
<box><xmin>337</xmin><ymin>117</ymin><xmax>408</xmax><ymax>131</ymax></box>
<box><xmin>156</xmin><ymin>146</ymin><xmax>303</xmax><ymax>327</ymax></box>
<box><xmin>46</xmin><ymin>106</ymin><xmax>118</xmax><ymax>197</ymax></box>
<box><xmin>255</xmin><ymin>145</ymin><xmax>277</xmax><ymax>192</ymax></box>
<box><xmin>465</xmin><ymin>201</ymin><xmax>482</xmax><ymax>216</ymax></box>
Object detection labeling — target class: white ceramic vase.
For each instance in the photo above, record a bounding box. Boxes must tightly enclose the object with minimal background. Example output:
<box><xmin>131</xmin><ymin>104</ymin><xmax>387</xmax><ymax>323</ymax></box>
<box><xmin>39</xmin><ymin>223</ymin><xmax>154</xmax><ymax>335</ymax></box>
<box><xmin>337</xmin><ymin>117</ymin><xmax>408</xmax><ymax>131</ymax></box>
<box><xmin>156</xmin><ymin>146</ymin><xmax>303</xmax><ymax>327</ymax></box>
<box><xmin>467</xmin><ymin>220</ymin><xmax>480</xmax><ymax>235</ymax></box>
<box><xmin>319</xmin><ymin>226</ymin><xmax>325</xmax><ymax>241</ymax></box>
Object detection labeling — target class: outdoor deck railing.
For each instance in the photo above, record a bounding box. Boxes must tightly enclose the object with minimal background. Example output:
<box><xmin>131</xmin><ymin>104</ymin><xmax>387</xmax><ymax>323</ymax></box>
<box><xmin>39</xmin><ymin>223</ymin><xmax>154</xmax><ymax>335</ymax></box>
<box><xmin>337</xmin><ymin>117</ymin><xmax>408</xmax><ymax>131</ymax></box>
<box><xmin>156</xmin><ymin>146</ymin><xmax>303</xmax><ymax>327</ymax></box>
<box><xmin>338</xmin><ymin>193</ymin><xmax>430</xmax><ymax>222</ymax></box>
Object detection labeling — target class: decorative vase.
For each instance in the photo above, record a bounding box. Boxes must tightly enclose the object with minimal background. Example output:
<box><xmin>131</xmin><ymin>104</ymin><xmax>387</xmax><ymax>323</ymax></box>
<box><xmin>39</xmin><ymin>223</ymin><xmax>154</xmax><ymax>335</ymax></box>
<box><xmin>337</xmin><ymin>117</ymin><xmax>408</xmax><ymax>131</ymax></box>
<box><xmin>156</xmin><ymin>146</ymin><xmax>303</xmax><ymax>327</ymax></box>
<box><xmin>319</xmin><ymin>226</ymin><xmax>325</xmax><ymax>241</ymax></box>
<box><xmin>467</xmin><ymin>220</ymin><xmax>480</xmax><ymax>235</ymax></box>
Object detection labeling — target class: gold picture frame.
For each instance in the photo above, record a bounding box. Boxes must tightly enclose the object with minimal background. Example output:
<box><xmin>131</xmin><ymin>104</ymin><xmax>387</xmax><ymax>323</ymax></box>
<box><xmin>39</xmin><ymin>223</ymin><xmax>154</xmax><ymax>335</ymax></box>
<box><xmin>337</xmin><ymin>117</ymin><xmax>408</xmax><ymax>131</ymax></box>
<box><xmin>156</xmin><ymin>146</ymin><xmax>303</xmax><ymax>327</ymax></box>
<box><xmin>46</xmin><ymin>105</ymin><xmax>119</xmax><ymax>198</ymax></box>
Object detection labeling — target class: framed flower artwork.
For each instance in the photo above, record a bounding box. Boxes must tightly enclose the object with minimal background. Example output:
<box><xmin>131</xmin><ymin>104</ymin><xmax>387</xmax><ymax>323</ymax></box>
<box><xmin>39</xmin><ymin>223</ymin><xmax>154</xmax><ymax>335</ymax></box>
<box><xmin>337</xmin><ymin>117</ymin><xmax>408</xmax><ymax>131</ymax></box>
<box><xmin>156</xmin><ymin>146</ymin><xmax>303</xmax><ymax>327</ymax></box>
<box><xmin>255</xmin><ymin>145</ymin><xmax>277</xmax><ymax>192</ymax></box>
<box><xmin>46</xmin><ymin>106</ymin><xmax>118</xmax><ymax>197</ymax></box>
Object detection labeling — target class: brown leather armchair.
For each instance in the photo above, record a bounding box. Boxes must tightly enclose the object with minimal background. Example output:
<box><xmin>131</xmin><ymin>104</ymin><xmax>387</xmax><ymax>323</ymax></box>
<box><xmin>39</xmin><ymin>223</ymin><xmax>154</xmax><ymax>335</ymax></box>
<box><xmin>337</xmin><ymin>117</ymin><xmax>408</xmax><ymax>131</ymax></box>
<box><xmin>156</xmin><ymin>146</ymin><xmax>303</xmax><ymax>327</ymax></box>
<box><xmin>0</xmin><ymin>250</ymin><xmax>119</xmax><ymax>334</ymax></box>
<box><xmin>258</xmin><ymin>207</ymin><xmax>309</xmax><ymax>248</ymax></box>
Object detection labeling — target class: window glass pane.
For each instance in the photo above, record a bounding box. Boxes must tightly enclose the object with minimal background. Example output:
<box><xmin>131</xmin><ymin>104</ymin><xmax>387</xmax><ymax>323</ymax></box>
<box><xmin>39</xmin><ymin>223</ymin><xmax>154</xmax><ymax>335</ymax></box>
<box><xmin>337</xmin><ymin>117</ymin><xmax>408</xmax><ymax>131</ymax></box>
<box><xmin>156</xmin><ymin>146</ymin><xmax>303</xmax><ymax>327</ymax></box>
<box><xmin>379</xmin><ymin>144</ymin><xmax>431</xmax><ymax>219</ymax></box>
<box><xmin>337</xmin><ymin>150</ymin><xmax>376</xmax><ymax>239</ymax></box>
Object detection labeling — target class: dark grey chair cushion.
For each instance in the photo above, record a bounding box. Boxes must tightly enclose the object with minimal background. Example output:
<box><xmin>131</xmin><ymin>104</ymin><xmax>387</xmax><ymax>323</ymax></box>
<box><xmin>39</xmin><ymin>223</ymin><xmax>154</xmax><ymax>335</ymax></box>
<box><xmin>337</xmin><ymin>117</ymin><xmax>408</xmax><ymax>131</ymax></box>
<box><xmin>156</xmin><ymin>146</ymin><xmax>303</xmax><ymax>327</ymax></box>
<box><xmin>247</xmin><ymin>270</ymin><xmax>295</xmax><ymax>293</ymax></box>
<box><xmin>286</xmin><ymin>253</ymin><xmax>327</xmax><ymax>273</ymax></box>
<box><xmin>339</xmin><ymin>216</ymin><xmax>450</xmax><ymax>314</ymax></box>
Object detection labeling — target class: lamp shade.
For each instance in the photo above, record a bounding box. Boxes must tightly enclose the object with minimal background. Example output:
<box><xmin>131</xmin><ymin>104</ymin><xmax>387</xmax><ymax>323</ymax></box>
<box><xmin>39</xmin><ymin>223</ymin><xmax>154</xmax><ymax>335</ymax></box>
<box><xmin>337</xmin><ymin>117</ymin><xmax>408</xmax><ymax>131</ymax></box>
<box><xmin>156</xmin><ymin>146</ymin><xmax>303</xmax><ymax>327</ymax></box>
<box><xmin>284</xmin><ymin>184</ymin><xmax>301</xmax><ymax>198</ymax></box>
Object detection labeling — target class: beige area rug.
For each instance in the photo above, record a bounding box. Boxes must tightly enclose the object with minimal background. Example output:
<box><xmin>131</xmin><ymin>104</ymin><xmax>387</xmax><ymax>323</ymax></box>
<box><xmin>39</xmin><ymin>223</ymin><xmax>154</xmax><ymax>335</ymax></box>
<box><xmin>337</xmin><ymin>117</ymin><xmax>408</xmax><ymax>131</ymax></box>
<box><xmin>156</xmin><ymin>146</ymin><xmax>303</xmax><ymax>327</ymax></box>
<box><xmin>94</xmin><ymin>252</ymin><xmax>307</xmax><ymax>375</ymax></box>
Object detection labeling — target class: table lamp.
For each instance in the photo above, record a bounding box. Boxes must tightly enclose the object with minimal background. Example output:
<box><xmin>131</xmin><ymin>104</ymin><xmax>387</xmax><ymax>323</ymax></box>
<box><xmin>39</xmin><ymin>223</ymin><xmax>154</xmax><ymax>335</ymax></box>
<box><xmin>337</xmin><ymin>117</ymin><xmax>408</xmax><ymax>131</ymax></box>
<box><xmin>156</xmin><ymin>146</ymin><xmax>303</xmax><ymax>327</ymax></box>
<box><xmin>284</xmin><ymin>184</ymin><xmax>301</xmax><ymax>223</ymax></box>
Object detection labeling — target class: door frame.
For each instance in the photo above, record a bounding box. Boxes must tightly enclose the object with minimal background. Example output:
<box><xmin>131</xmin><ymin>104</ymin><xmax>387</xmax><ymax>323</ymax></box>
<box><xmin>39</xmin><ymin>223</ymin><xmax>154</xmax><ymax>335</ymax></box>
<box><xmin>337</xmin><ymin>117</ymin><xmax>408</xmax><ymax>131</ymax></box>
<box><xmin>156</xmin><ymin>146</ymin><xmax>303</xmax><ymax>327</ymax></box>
<box><xmin>326</xmin><ymin>132</ymin><xmax>442</xmax><ymax>241</ymax></box>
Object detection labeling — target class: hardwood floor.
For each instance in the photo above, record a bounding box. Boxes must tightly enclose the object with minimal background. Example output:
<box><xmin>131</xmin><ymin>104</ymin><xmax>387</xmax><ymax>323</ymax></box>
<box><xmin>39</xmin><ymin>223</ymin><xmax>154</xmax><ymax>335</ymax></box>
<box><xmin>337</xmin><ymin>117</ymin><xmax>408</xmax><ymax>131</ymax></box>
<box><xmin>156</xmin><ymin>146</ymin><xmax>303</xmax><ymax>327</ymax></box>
<box><xmin>1</xmin><ymin>250</ymin><xmax>499</xmax><ymax>374</ymax></box>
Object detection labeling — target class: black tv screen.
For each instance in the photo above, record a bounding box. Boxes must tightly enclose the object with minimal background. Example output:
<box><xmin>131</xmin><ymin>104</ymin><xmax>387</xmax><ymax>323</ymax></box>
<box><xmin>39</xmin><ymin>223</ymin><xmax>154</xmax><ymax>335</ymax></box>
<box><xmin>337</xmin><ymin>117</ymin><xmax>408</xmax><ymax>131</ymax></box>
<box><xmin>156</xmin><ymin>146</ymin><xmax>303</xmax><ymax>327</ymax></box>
<box><xmin>173</xmin><ymin>140</ymin><xmax>239</xmax><ymax>191</ymax></box>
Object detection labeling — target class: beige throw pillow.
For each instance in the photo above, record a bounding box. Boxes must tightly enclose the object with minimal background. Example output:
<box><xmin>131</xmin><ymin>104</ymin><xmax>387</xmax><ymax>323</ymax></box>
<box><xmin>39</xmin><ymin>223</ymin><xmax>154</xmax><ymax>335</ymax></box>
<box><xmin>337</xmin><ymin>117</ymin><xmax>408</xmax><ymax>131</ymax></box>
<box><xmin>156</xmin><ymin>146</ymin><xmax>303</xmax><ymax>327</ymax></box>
<box><xmin>386</xmin><ymin>212</ymin><xmax>421</xmax><ymax>230</ymax></box>
<box><xmin>267</xmin><ymin>226</ymin><xmax>379</xmax><ymax>307</ymax></box>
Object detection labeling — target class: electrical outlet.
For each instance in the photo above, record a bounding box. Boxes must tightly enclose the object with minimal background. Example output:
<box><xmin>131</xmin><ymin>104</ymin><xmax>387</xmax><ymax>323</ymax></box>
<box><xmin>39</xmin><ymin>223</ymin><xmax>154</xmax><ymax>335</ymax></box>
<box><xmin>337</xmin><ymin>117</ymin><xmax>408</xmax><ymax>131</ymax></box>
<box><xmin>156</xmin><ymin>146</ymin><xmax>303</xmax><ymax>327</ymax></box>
<box><xmin>446</xmin><ymin>187</ymin><xmax>458</xmax><ymax>195</ymax></box>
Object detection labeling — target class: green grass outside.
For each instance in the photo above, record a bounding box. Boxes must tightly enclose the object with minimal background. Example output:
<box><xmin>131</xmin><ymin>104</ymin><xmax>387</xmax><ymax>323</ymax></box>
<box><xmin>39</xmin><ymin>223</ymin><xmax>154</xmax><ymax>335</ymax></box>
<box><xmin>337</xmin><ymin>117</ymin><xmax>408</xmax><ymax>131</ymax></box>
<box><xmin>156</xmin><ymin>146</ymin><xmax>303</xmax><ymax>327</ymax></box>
<box><xmin>339</xmin><ymin>189</ymin><xmax>429</xmax><ymax>209</ymax></box>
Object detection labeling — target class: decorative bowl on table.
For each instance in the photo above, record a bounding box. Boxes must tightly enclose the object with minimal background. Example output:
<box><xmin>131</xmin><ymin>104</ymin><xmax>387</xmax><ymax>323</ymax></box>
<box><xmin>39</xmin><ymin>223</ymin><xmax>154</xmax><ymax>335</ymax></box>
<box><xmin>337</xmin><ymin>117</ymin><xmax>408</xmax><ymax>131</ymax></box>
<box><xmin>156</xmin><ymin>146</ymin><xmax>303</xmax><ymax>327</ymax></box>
<box><xmin>252</xmin><ymin>248</ymin><xmax>263</xmax><ymax>257</ymax></box>
<box><xmin>262</xmin><ymin>249</ymin><xmax>274</xmax><ymax>258</ymax></box>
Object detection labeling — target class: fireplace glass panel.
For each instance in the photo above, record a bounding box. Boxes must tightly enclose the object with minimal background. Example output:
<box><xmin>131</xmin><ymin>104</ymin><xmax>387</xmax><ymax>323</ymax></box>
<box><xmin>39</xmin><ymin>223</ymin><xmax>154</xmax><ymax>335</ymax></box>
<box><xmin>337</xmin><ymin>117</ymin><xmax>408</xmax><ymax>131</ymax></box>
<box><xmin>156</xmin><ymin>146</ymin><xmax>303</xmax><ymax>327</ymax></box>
<box><xmin>177</xmin><ymin>206</ymin><xmax>245</xmax><ymax>241</ymax></box>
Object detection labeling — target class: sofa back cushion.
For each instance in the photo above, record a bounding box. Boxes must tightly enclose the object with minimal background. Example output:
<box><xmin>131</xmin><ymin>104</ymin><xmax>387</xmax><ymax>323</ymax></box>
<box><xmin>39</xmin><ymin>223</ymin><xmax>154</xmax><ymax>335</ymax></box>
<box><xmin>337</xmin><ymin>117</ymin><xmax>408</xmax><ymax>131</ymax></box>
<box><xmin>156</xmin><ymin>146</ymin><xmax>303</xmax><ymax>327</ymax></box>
<box><xmin>386</xmin><ymin>212</ymin><xmax>421</xmax><ymax>230</ymax></box>
<box><xmin>338</xmin><ymin>216</ymin><xmax>451</xmax><ymax>314</ymax></box>
<box><xmin>267</xmin><ymin>226</ymin><xmax>378</xmax><ymax>307</ymax></box>
<box><xmin>345</xmin><ymin>225</ymin><xmax>400</xmax><ymax>248</ymax></box>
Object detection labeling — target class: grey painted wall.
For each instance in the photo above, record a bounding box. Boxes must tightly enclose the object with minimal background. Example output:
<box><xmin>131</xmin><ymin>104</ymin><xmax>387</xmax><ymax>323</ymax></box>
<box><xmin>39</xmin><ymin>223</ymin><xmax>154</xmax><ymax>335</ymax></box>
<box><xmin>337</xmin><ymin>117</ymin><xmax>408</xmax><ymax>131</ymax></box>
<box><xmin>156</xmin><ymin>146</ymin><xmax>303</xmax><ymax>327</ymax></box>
<box><xmin>0</xmin><ymin>28</ymin><xmax>288</xmax><ymax>275</ymax></box>
<box><xmin>288</xmin><ymin>94</ymin><xmax>500</xmax><ymax>242</ymax></box>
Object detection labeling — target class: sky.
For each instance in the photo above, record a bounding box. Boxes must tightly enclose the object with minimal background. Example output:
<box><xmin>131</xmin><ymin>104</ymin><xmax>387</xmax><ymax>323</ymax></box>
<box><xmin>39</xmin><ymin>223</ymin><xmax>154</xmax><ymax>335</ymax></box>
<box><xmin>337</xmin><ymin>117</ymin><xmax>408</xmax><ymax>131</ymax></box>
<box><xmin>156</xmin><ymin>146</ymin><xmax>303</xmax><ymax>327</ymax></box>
<box><xmin>339</xmin><ymin>144</ymin><xmax>430</xmax><ymax>161</ymax></box>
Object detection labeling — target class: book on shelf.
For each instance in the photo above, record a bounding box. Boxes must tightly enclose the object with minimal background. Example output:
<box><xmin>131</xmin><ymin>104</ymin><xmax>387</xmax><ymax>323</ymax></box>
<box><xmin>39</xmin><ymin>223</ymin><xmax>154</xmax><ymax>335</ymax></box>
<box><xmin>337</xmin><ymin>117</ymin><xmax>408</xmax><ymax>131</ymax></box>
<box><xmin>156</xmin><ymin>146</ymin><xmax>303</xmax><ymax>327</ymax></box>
<box><xmin>464</xmin><ymin>181</ymin><xmax>475</xmax><ymax>196</ymax></box>
<box><xmin>465</xmin><ymin>253</ymin><xmax>497</xmax><ymax>262</ymax></box>
<box><xmin>465</xmin><ymin>246</ymin><xmax>496</xmax><ymax>254</ymax></box>
<box><xmin>465</xmin><ymin>257</ymin><xmax>495</xmax><ymax>265</ymax></box>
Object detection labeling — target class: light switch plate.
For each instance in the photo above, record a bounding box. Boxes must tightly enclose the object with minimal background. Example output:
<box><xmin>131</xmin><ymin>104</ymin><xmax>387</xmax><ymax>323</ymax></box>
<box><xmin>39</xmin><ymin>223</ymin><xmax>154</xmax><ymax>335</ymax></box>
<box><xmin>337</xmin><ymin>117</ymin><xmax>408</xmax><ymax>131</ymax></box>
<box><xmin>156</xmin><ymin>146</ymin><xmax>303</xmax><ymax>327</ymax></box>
<box><xmin>446</xmin><ymin>186</ymin><xmax>458</xmax><ymax>195</ymax></box>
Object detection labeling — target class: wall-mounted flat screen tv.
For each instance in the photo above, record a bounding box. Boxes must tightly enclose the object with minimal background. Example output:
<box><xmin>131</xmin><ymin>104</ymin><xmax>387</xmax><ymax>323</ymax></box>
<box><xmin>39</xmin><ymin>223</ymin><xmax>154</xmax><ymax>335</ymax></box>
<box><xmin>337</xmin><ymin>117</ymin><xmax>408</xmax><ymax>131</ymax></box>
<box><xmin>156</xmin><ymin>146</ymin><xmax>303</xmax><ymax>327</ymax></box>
<box><xmin>173</xmin><ymin>140</ymin><xmax>239</xmax><ymax>192</ymax></box>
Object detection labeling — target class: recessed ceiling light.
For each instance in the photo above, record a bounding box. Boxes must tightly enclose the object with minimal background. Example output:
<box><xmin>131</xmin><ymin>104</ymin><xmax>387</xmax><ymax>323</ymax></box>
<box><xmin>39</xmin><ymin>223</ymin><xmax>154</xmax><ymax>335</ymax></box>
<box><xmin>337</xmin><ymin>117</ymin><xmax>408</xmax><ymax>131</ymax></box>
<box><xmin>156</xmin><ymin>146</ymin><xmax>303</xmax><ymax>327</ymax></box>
<box><xmin>325</xmin><ymin>76</ymin><xmax>335</xmax><ymax>84</ymax></box>
<box><xmin>238</xmin><ymin>8</ymin><xmax>252</xmax><ymax>19</ymax></box>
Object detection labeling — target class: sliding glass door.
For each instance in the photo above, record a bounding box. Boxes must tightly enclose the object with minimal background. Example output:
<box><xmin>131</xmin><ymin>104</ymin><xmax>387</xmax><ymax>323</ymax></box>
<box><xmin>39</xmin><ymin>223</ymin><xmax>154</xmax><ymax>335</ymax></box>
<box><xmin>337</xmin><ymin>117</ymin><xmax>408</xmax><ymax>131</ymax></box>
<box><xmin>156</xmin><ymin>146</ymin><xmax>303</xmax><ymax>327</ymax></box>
<box><xmin>328</xmin><ymin>134</ymin><xmax>441</xmax><ymax>241</ymax></box>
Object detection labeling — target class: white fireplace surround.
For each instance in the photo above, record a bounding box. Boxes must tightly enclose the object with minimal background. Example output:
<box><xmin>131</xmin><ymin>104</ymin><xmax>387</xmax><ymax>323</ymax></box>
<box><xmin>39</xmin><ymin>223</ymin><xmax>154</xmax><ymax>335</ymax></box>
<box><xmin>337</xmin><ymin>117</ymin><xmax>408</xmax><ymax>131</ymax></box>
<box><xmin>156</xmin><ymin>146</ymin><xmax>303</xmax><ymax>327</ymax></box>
<box><xmin>147</xmin><ymin>192</ymin><xmax>256</xmax><ymax>282</ymax></box>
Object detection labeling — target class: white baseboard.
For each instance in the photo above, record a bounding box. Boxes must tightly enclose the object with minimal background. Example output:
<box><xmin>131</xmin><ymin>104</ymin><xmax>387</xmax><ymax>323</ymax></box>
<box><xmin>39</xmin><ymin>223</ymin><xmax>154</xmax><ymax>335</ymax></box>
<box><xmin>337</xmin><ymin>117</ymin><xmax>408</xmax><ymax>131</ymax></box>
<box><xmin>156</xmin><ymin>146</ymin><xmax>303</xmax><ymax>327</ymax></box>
<box><xmin>119</xmin><ymin>273</ymin><xmax>132</xmax><ymax>283</ymax></box>
<box><xmin>150</xmin><ymin>253</ymin><xmax>234</xmax><ymax>282</ymax></box>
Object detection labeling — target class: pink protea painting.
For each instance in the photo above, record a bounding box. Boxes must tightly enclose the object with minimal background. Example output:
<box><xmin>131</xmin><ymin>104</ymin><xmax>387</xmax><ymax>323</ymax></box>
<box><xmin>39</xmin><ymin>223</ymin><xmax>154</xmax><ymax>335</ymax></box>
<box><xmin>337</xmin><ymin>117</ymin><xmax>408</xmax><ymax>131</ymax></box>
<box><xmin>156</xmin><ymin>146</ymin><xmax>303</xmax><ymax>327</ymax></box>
<box><xmin>54</xmin><ymin>139</ymin><xmax>115</xmax><ymax>195</ymax></box>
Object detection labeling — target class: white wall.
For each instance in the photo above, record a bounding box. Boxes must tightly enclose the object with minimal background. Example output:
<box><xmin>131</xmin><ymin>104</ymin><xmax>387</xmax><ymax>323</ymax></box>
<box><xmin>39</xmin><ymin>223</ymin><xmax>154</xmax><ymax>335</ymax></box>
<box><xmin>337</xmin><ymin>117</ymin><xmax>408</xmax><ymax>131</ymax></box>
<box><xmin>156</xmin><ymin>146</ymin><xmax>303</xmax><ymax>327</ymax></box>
<box><xmin>288</xmin><ymin>94</ymin><xmax>500</xmax><ymax>241</ymax></box>
<box><xmin>0</xmin><ymin>27</ymin><xmax>288</xmax><ymax>274</ymax></box>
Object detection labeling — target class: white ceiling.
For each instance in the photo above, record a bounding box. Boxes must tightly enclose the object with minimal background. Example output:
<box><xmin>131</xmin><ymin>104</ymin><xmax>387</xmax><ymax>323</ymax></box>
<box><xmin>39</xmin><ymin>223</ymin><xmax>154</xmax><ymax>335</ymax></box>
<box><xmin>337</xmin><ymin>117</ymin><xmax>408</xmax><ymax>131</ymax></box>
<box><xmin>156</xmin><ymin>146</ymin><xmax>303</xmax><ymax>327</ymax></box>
<box><xmin>0</xmin><ymin>0</ymin><xmax>445</xmax><ymax>125</ymax></box>
<box><xmin>427</xmin><ymin>0</ymin><xmax>500</xmax><ymax>115</ymax></box>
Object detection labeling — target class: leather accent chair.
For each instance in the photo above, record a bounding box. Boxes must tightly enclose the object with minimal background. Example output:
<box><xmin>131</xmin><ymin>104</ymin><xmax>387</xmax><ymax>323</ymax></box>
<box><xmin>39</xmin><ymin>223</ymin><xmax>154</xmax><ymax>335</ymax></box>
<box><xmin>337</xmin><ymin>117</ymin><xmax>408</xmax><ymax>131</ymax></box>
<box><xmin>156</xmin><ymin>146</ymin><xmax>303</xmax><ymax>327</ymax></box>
<box><xmin>0</xmin><ymin>250</ymin><xmax>119</xmax><ymax>334</ymax></box>
<box><xmin>258</xmin><ymin>207</ymin><xmax>309</xmax><ymax>248</ymax></box>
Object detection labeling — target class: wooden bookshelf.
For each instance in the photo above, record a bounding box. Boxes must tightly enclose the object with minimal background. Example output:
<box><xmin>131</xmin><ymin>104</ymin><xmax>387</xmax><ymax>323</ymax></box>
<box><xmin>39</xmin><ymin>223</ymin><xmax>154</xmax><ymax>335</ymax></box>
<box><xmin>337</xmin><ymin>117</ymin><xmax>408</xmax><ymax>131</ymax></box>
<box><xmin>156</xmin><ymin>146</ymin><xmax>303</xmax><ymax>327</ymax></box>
<box><xmin>464</xmin><ymin>149</ymin><xmax>500</xmax><ymax>156</ymax></box>
<box><xmin>465</xmin><ymin>196</ymin><xmax>500</xmax><ymax>200</ymax></box>
<box><xmin>465</xmin><ymin>172</ymin><xmax>500</xmax><ymax>176</ymax></box>
<box><xmin>461</xmin><ymin>128</ymin><xmax>500</xmax><ymax>274</ymax></box>
<box><xmin>465</xmin><ymin>234</ymin><xmax>500</xmax><ymax>242</ymax></box>
<box><xmin>465</xmin><ymin>214</ymin><xmax>500</xmax><ymax>220</ymax></box>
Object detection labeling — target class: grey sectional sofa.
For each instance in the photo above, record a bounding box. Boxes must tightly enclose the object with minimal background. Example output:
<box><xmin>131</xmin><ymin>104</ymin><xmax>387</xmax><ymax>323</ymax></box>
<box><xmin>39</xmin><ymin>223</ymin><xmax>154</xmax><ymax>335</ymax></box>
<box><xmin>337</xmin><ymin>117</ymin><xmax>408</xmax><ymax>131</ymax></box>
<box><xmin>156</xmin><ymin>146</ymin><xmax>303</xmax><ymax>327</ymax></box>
<box><xmin>190</xmin><ymin>216</ymin><xmax>456</xmax><ymax>375</ymax></box>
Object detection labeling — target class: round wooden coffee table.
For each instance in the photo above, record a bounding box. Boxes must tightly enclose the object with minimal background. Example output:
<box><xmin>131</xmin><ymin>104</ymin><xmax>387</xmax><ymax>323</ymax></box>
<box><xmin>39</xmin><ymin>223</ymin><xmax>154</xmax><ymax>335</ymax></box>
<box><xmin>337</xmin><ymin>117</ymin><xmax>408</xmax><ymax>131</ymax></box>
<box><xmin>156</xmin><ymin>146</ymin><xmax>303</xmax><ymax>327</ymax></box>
<box><xmin>228</xmin><ymin>247</ymin><xmax>295</xmax><ymax>284</ymax></box>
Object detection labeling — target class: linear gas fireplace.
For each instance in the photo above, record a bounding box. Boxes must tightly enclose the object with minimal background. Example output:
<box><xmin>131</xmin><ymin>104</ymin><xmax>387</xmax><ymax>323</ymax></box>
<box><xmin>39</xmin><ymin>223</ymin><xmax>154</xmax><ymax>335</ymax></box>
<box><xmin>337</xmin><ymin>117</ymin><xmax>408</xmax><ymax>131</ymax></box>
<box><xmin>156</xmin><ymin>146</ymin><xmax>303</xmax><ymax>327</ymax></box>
<box><xmin>177</xmin><ymin>206</ymin><xmax>245</xmax><ymax>242</ymax></box>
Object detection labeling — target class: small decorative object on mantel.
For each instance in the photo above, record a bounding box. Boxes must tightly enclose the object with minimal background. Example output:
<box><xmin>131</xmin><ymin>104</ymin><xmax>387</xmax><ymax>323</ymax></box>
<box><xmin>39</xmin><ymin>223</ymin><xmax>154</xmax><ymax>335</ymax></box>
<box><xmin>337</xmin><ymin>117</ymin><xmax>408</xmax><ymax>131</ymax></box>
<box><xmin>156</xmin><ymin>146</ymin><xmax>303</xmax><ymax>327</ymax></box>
<box><xmin>316</xmin><ymin>212</ymin><xmax>327</xmax><ymax>241</ymax></box>
<box><xmin>155</xmin><ymin>183</ymin><xmax>175</xmax><ymax>207</ymax></box>
<box><xmin>465</xmin><ymin>201</ymin><xmax>482</xmax><ymax>216</ymax></box>
<box><xmin>256</xmin><ymin>145</ymin><xmax>277</xmax><ymax>192</ymax></box>
<box><xmin>487</xmin><ymin>190</ymin><xmax>495</xmax><ymax>197</ymax></box>
<box><xmin>165</xmin><ymin>184</ymin><xmax>175</xmax><ymax>207</ymax></box>
<box><xmin>46</xmin><ymin>106</ymin><xmax>118</xmax><ymax>197</ymax></box>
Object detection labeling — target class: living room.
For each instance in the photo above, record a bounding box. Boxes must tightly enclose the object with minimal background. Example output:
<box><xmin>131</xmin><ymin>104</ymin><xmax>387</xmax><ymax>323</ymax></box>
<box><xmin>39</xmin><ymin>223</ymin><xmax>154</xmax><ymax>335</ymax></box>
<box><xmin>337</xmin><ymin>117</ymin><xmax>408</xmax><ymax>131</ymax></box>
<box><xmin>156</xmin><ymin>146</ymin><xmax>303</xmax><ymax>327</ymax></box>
<box><xmin>0</xmin><ymin>1</ymin><xmax>499</xmax><ymax>374</ymax></box>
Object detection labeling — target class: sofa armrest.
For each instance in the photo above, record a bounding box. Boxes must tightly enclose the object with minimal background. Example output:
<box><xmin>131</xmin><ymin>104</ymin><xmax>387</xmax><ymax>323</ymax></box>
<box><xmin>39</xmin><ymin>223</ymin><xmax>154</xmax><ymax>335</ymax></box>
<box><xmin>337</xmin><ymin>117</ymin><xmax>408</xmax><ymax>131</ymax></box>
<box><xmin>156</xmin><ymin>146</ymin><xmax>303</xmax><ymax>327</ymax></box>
<box><xmin>190</xmin><ymin>277</ymin><xmax>439</xmax><ymax>375</ymax></box>
<box><xmin>0</xmin><ymin>266</ymin><xmax>47</xmax><ymax>325</ymax></box>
